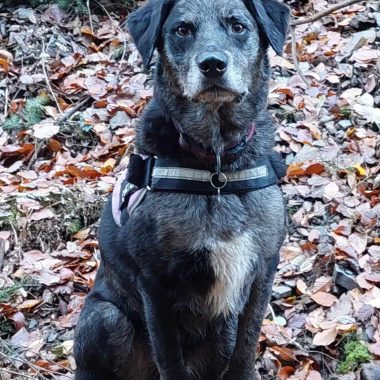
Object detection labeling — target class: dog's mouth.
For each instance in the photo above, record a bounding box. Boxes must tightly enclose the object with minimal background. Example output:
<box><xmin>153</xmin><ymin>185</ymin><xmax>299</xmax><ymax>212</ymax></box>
<box><xmin>194</xmin><ymin>85</ymin><xmax>244</xmax><ymax>103</ymax></box>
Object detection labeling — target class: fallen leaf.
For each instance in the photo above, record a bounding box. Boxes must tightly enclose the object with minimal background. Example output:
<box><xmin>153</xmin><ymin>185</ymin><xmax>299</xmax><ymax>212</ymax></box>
<box><xmin>18</xmin><ymin>299</ymin><xmax>42</xmax><ymax>311</ymax></box>
<box><xmin>33</xmin><ymin>120</ymin><xmax>60</xmax><ymax>139</ymax></box>
<box><xmin>312</xmin><ymin>327</ymin><xmax>337</xmax><ymax>346</ymax></box>
<box><xmin>311</xmin><ymin>292</ymin><xmax>338</xmax><ymax>307</ymax></box>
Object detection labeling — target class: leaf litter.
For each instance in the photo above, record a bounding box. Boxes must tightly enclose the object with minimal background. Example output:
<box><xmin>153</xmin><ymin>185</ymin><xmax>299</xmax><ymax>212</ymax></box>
<box><xmin>0</xmin><ymin>0</ymin><xmax>379</xmax><ymax>379</ymax></box>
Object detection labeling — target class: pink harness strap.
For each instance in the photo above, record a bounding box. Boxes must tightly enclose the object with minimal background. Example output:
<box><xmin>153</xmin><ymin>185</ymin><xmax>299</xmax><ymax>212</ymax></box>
<box><xmin>112</xmin><ymin>154</ymin><xmax>150</xmax><ymax>227</ymax></box>
<box><xmin>112</xmin><ymin>169</ymin><xmax>129</xmax><ymax>227</ymax></box>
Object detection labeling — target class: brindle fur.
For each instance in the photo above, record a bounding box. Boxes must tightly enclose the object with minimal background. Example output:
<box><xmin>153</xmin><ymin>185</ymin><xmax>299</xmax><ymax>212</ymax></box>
<box><xmin>74</xmin><ymin>0</ymin><xmax>290</xmax><ymax>379</ymax></box>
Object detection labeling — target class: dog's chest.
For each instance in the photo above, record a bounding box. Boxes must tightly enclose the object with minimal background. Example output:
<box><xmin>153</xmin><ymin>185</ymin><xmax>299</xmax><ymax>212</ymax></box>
<box><xmin>154</xmin><ymin>194</ymin><xmax>257</xmax><ymax>316</ymax></box>
<box><xmin>203</xmin><ymin>232</ymin><xmax>255</xmax><ymax>316</ymax></box>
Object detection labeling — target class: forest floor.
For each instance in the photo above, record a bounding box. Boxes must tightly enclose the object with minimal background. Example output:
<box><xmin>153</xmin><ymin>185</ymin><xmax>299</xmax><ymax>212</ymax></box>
<box><xmin>0</xmin><ymin>0</ymin><xmax>379</xmax><ymax>379</ymax></box>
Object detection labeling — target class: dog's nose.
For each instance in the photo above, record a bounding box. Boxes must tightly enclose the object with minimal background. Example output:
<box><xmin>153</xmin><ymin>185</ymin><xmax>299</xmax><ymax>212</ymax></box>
<box><xmin>197</xmin><ymin>52</ymin><xmax>228</xmax><ymax>79</ymax></box>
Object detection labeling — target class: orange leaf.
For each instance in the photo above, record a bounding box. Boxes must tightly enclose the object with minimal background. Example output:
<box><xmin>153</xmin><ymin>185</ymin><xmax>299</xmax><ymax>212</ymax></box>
<box><xmin>304</xmin><ymin>162</ymin><xmax>325</xmax><ymax>175</ymax></box>
<box><xmin>48</xmin><ymin>139</ymin><xmax>62</xmax><ymax>152</ymax></box>
<box><xmin>81</xmin><ymin>26</ymin><xmax>96</xmax><ymax>38</ymax></box>
<box><xmin>0</xmin><ymin>57</ymin><xmax>10</xmax><ymax>72</ymax></box>
<box><xmin>278</xmin><ymin>366</ymin><xmax>295</xmax><ymax>380</ymax></box>
<box><xmin>287</xmin><ymin>162</ymin><xmax>305</xmax><ymax>177</ymax></box>
<box><xmin>270</xmin><ymin>346</ymin><xmax>299</xmax><ymax>361</ymax></box>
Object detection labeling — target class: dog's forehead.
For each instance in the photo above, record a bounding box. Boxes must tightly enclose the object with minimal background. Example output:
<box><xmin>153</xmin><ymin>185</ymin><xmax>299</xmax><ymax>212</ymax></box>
<box><xmin>169</xmin><ymin>0</ymin><xmax>251</xmax><ymax>21</ymax></box>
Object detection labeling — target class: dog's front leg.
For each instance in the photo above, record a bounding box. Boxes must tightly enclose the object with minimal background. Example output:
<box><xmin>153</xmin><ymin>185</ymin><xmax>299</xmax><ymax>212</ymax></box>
<box><xmin>138</xmin><ymin>276</ymin><xmax>190</xmax><ymax>380</ymax></box>
<box><xmin>224</xmin><ymin>255</ymin><xmax>279</xmax><ymax>380</ymax></box>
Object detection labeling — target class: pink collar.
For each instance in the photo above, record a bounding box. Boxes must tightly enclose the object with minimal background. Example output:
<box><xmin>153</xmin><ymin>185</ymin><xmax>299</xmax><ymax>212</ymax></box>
<box><xmin>175</xmin><ymin>123</ymin><xmax>256</xmax><ymax>164</ymax></box>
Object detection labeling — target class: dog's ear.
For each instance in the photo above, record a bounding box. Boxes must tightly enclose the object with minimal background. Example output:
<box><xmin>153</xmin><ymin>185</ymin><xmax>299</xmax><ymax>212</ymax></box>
<box><xmin>127</xmin><ymin>0</ymin><xmax>172</xmax><ymax>67</ymax></box>
<box><xmin>245</xmin><ymin>0</ymin><xmax>290</xmax><ymax>56</ymax></box>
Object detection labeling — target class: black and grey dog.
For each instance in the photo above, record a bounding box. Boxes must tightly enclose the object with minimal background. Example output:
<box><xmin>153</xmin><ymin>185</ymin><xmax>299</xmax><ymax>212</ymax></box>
<box><xmin>74</xmin><ymin>0</ymin><xmax>290</xmax><ymax>379</ymax></box>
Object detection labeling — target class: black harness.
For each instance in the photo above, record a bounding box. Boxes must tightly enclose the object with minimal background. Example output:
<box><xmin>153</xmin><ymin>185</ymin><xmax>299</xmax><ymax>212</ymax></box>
<box><xmin>111</xmin><ymin>129</ymin><xmax>287</xmax><ymax>226</ymax></box>
<box><xmin>126</xmin><ymin>153</ymin><xmax>286</xmax><ymax>196</ymax></box>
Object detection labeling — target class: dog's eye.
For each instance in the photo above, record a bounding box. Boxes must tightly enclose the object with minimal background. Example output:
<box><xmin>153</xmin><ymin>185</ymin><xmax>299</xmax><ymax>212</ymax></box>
<box><xmin>176</xmin><ymin>26</ymin><xmax>191</xmax><ymax>37</ymax></box>
<box><xmin>232</xmin><ymin>23</ymin><xmax>245</xmax><ymax>34</ymax></box>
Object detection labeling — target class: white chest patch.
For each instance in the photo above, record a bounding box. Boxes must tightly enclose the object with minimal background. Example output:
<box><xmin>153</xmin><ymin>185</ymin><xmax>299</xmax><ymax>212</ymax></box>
<box><xmin>205</xmin><ymin>232</ymin><xmax>256</xmax><ymax>317</ymax></box>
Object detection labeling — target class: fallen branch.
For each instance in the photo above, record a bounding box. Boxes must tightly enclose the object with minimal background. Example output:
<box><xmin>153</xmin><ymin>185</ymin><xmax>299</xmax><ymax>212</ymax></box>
<box><xmin>0</xmin><ymin>367</ymin><xmax>37</xmax><ymax>380</ymax></box>
<box><xmin>40</xmin><ymin>39</ymin><xmax>62</xmax><ymax>114</ymax></box>
<box><xmin>87</xmin><ymin>0</ymin><xmax>94</xmax><ymax>35</ymax></box>
<box><xmin>58</xmin><ymin>96</ymin><xmax>92</xmax><ymax>124</ymax></box>
<box><xmin>291</xmin><ymin>0</ymin><xmax>364</xmax><ymax>26</ymax></box>
<box><xmin>4</xmin><ymin>84</ymin><xmax>8</xmax><ymax>118</ymax></box>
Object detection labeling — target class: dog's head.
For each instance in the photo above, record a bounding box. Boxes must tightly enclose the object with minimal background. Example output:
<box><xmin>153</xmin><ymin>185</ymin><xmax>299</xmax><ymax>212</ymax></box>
<box><xmin>128</xmin><ymin>0</ymin><xmax>289</xmax><ymax>103</ymax></box>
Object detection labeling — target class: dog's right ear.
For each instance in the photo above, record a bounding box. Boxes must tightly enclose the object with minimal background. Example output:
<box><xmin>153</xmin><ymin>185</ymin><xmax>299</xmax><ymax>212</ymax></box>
<box><xmin>127</xmin><ymin>0</ymin><xmax>171</xmax><ymax>67</ymax></box>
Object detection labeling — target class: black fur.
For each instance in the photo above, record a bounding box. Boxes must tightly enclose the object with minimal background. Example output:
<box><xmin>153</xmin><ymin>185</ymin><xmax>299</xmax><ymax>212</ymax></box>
<box><xmin>74</xmin><ymin>0</ymin><xmax>289</xmax><ymax>379</ymax></box>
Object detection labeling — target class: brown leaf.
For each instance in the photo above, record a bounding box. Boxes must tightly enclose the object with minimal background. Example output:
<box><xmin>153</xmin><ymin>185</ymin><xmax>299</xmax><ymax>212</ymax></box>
<box><xmin>305</xmin><ymin>163</ymin><xmax>325</xmax><ymax>175</ymax></box>
<box><xmin>48</xmin><ymin>138</ymin><xmax>62</xmax><ymax>152</ymax></box>
<box><xmin>270</xmin><ymin>346</ymin><xmax>299</xmax><ymax>361</ymax></box>
<box><xmin>312</xmin><ymin>327</ymin><xmax>337</xmax><ymax>346</ymax></box>
<box><xmin>18</xmin><ymin>299</ymin><xmax>41</xmax><ymax>311</ymax></box>
<box><xmin>30</xmin><ymin>209</ymin><xmax>55</xmax><ymax>221</ymax></box>
<box><xmin>365</xmin><ymin>274</ymin><xmax>380</xmax><ymax>284</ymax></box>
<box><xmin>311</xmin><ymin>292</ymin><xmax>338</xmax><ymax>307</ymax></box>
<box><xmin>311</xmin><ymin>276</ymin><xmax>332</xmax><ymax>294</ymax></box>
<box><xmin>8</xmin><ymin>311</ymin><xmax>26</xmax><ymax>331</ymax></box>
<box><xmin>278</xmin><ymin>366</ymin><xmax>296</xmax><ymax>380</ymax></box>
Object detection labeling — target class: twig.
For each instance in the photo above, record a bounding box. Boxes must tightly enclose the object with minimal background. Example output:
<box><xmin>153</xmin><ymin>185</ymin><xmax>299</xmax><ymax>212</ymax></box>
<box><xmin>87</xmin><ymin>0</ymin><xmax>94</xmax><ymax>35</ymax></box>
<box><xmin>92</xmin><ymin>0</ymin><xmax>128</xmax><ymax>80</ymax></box>
<box><xmin>13</xmin><ymin>54</ymin><xmax>35</xmax><ymax>65</ymax></box>
<box><xmin>0</xmin><ymin>350</ymin><xmax>49</xmax><ymax>380</ymax></box>
<box><xmin>9</xmin><ymin>221</ymin><xmax>21</xmax><ymax>259</ymax></box>
<box><xmin>0</xmin><ymin>338</ymin><xmax>74</xmax><ymax>374</ymax></box>
<box><xmin>40</xmin><ymin>39</ymin><xmax>62</xmax><ymax>113</ymax></box>
<box><xmin>4</xmin><ymin>84</ymin><xmax>9</xmax><ymax>118</ymax></box>
<box><xmin>58</xmin><ymin>96</ymin><xmax>92</xmax><ymax>124</ymax></box>
<box><xmin>0</xmin><ymin>239</ymin><xmax>5</xmax><ymax>270</ymax></box>
<box><xmin>268</xmin><ymin>303</ymin><xmax>281</xmax><ymax>329</ymax></box>
<box><xmin>0</xmin><ymin>367</ymin><xmax>37</xmax><ymax>379</ymax></box>
<box><xmin>291</xmin><ymin>0</ymin><xmax>364</xmax><ymax>26</ymax></box>
<box><xmin>290</xmin><ymin>26</ymin><xmax>310</xmax><ymax>88</ymax></box>
<box><xmin>26</xmin><ymin>140</ymin><xmax>43</xmax><ymax>170</ymax></box>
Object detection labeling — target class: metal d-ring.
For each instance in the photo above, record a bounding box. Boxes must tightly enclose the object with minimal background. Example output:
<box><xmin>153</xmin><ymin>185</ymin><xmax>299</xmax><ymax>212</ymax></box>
<box><xmin>210</xmin><ymin>153</ymin><xmax>228</xmax><ymax>196</ymax></box>
<box><xmin>210</xmin><ymin>172</ymin><xmax>228</xmax><ymax>190</ymax></box>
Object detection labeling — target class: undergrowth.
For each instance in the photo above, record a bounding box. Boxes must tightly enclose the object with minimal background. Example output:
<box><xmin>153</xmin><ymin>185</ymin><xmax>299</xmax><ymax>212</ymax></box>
<box><xmin>337</xmin><ymin>337</ymin><xmax>372</xmax><ymax>373</ymax></box>
<box><xmin>23</xmin><ymin>94</ymin><xmax>50</xmax><ymax>127</ymax></box>
<box><xmin>4</xmin><ymin>0</ymin><xmax>139</xmax><ymax>12</ymax></box>
<box><xmin>0</xmin><ymin>277</ymin><xmax>38</xmax><ymax>303</ymax></box>
<box><xmin>1</xmin><ymin>95</ymin><xmax>50</xmax><ymax>131</ymax></box>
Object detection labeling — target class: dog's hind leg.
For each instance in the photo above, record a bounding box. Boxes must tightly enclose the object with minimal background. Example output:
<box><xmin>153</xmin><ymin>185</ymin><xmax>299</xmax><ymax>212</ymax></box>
<box><xmin>74</xmin><ymin>295</ymin><xmax>156</xmax><ymax>380</ymax></box>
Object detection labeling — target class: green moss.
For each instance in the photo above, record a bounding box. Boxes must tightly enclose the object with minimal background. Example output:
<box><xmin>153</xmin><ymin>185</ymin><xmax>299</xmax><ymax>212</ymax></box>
<box><xmin>66</xmin><ymin>218</ymin><xmax>82</xmax><ymax>236</ymax></box>
<box><xmin>24</xmin><ymin>95</ymin><xmax>50</xmax><ymax>127</ymax></box>
<box><xmin>1</xmin><ymin>114</ymin><xmax>22</xmax><ymax>131</ymax></box>
<box><xmin>340</xmin><ymin>107</ymin><xmax>351</xmax><ymax>119</ymax></box>
<box><xmin>337</xmin><ymin>339</ymin><xmax>372</xmax><ymax>374</ymax></box>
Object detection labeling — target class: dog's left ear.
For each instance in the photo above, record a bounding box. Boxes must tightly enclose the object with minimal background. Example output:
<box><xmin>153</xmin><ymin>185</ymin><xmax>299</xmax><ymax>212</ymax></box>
<box><xmin>245</xmin><ymin>0</ymin><xmax>290</xmax><ymax>56</ymax></box>
<box><xmin>127</xmin><ymin>0</ymin><xmax>172</xmax><ymax>67</ymax></box>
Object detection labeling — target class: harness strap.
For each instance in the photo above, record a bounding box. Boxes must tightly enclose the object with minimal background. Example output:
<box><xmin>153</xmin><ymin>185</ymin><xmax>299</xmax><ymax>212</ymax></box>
<box><xmin>126</xmin><ymin>153</ymin><xmax>284</xmax><ymax>195</ymax></box>
<box><xmin>112</xmin><ymin>152</ymin><xmax>287</xmax><ymax>226</ymax></box>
